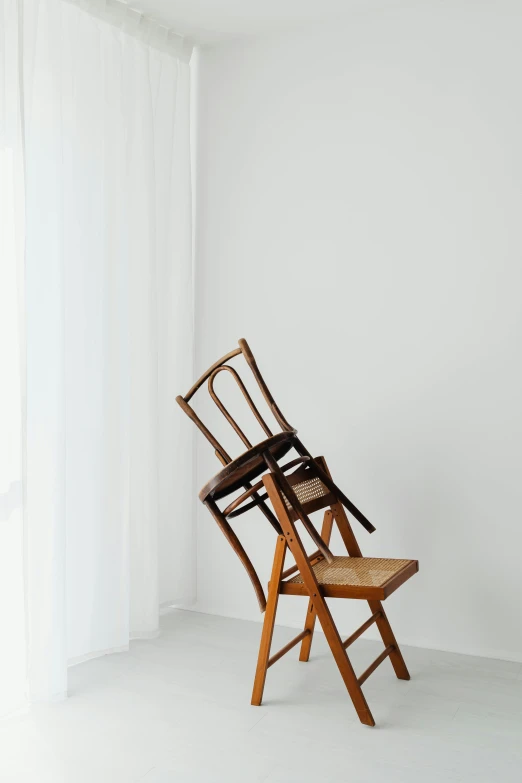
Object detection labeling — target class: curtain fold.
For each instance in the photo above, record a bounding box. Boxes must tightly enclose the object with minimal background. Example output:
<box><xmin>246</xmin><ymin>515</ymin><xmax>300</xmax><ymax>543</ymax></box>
<box><xmin>0</xmin><ymin>0</ymin><xmax>27</xmax><ymax>716</ymax></box>
<box><xmin>0</xmin><ymin>0</ymin><xmax>194</xmax><ymax>708</ymax></box>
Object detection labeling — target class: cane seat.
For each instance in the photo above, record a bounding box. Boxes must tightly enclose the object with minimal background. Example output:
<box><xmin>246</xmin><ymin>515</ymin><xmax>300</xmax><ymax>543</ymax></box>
<box><xmin>283</xmin><ymin>556</ymin><xmax>418</xmax><ymax>600</ymax></box>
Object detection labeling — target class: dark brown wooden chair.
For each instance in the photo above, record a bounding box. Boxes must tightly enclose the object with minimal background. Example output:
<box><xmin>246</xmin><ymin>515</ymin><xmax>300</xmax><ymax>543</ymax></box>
<box><xmin>177</xmin><ymin>338</ymin><xmax>418</xmax><ymax>727</ymax></box>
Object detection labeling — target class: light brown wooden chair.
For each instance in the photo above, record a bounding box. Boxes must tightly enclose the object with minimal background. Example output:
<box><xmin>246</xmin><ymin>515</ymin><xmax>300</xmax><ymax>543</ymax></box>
<box><xmin>177</xmin><ymin>339</ymin><xmax>418</xmax><ymax>727</ymax></box>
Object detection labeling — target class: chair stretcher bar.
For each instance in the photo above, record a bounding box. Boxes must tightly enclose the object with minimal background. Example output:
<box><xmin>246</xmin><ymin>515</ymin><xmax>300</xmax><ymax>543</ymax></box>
<box><xmin>267</xmin><ymin>629</ymin><xmax>311</xmax><ymax>668</ymax></box>
<box><xmin>342</xmin><ymin>611</ymin><xmax>382</xmax><ymax>649</ymax></box>
<box><xmin>358</xmin><ymin>645</ymin><xmax>395</xmax><ymax>686</ymax></box>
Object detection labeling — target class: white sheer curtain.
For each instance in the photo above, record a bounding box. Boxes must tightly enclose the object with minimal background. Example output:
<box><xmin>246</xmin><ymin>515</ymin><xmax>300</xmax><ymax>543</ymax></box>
<box><xmin>0</xmin><ymin>0</ymin><xmax>26</xmax><ymax>714</ymax></box>
<box><xmin>0</xmin><ymin>0</ymin><xmax>195</xmax><ymax>710</ymax></box>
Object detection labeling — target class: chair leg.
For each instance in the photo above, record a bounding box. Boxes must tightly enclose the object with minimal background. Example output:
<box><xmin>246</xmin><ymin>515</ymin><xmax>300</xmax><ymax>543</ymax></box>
<box><xmin>298</xmin><ymin>597</ymin><xmax>317</xmax><ymax>662</ymax></box>
<box><xmin>299</xmin><ymin>509</ymin><xmax>334</xmax><ymax>662</ymax></box>
<box><xmin>311</xmin><ymin>588</ymin><xmax>375</xmax><ymax>726</ymax></box>
<box><xmin>251</xmin><ymin>535</ymin><xmax>286</xmax><ymax>706</ymax></box>
<box><xmin>369</xmin><ymin>599</ymin><xmax>410</xmax><ymax>681</ymax></box>
<box><xmin>327</xmin><ymin>495</ymin><xmax>411</xmax><ymax>682</ymax></box>
<box><xmin>262</xmin><ymin>472</ymin><xmax>375</xmax><ymax>726</ymax></box>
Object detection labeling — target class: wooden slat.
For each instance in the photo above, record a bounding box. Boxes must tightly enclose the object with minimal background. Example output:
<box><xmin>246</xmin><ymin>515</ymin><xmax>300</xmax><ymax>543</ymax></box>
<box><xmin>226</xmin><ymin>493</ymin><xmax>269</xmax><ymax>518</ymax></box>
<box><xmin>280</xmin><ymin>562</ymin><xmax>298</xmax><ymax>580</ymax></box>
<box><xmin>358</xmin><ymin>645</ymin><xmax>395</xmax><ymax>686</ymax></box>
<box><xmin>208</xmin><ymin>365</ymin><xmax>273</xmax><ymax>448</ymax></box>
<box><xmin>238</xmin><ymin>338</ymin><xmax>294</xmax><ymax>432</ymax></box>
<box><xmin>183</xmin><ymin>346</ymin><xmax>242</xmax><ymax>401</ymax></box>
<box><xmin>299</xmin><ymin>508</ymin><xmax>334</xmax><ymax>663</ymax></box>
<box><xmin>342</xmin><ymin>611</ymin><xmax>382</xmax><ymax>649</ymax></box>
<box><xmin>251</xmin><ymin>535</ymin><xmax>287</xmax><ymax>705</ymax></box>
<box><xmin>176</xmin><ymin>396</ymin><xmax>230</xmax><ymax>463</ymax></box>
<box><xmin>279</xmin><ymin>581</ymin><xmax>390</xmax><ymax>600</ymax></box>
<box><xmin>267</xmin><ymin>630</ymin><xmax>311</xmax><ymax>668</ymax></box>
<box><xmin>280</xmin><ymin>549</ymin><xmax>323</xmax><ymax>580</ymax></box>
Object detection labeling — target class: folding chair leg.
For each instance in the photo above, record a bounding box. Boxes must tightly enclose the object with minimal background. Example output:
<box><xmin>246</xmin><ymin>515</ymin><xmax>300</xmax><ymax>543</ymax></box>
<box><xmin>299</xmin><ymin>598</ymin><xmax>317</xmax><ymax>662</ymax></box>
<box><xmin>327</xmin><ymin>495</ymin><xmax>411</xmax><ymax>682</ymax></box>
<box><xmin>263</xmin><ymin>472</ymin><xmax>375</xmax><ymax>726</ymax></box>
<box><xmin>251</xmin><ymin>535</ymin><xmax>286</xmax><ymax>706</ymax></box>
<box><xmin>299</xmin><ymin>509</ymin><xmax>334</xmax><ymax>663</ymax></box>
<box><xmin>368</xmin><ymin>600</ymin><xmax>410</xmax><ymax>680</ymax></box>
<box><xmin>309</xmin><ymin>585</ymin><xmax>375</xmax><ymax>726</ymax></box>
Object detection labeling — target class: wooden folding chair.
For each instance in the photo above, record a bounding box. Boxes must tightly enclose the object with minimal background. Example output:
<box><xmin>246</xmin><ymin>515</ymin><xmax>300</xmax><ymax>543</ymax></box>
<box><xmin>177</xmin><ymin>338</ymin><xmax>418</xmax><ymax>727</ymax></box>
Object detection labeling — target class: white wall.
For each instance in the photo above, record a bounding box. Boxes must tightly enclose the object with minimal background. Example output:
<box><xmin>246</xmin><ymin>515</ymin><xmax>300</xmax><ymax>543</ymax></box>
<box><xmin>191</xmin><ymin>0</ymin><xmax>522</xmax><ymax>661</ymax></box>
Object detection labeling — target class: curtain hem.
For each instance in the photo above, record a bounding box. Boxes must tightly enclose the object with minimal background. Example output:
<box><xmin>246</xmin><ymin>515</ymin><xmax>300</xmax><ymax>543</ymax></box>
<box><xmin>68</xmin><ymin>644</ymin><xmax>130</xmax><ymax>667</ymax></box>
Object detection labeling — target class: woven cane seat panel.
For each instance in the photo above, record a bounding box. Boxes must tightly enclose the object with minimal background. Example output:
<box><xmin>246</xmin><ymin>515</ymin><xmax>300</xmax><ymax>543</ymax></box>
<box><xmin>288</xmin><ymin>557</ymin><xmax>412</xmax><ymax>587</ymax></box>
<box><xmin>283</xmin><ymin>476</ymin><xmax>329</xmax><ymax>509</ymax></box>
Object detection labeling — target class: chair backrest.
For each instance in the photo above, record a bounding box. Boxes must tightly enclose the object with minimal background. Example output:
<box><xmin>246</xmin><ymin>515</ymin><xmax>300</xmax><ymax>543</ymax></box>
<box><xmin>176</xmin><ymin>338</ymin><xmax>294</xmax><ymax>466</ymax></box>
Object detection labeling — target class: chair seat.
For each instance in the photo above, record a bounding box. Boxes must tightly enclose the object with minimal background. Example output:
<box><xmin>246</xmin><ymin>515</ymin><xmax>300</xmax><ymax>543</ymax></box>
<box><xmin>280</xmin><ymin>556</ymin><xmax>418</xmax><ymax>600</ymax></box>
<box><xmin>198</xmin><ymin>430</ymin><xmax>297</xmax><ymax>502</ymax></box>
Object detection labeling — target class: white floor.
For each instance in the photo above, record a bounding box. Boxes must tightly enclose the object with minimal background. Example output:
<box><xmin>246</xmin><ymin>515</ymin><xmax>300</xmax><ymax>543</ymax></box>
<box><xmin>1</xmin><ymin>610</ymin><xmax>522</xmax><ymax>783</ymax></box>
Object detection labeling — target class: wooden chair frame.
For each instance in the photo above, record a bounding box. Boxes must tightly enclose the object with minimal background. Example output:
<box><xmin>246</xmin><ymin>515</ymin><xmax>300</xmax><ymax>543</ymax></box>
<box><xmin>177</xmin><ymin>339</ymin><xmax>418</xmax><ymax>726</ymax></box>
<box><xmin>252</xmin><ymin>458</ymin><xmax>416</xmax><ymax>727</ymax></box>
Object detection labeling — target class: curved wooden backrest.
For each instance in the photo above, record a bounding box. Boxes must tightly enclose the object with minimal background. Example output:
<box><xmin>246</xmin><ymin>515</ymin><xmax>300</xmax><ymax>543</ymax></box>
<box><xmin>176</xmin><ymin>338</ymin><xmax>293</xmax><ymax>466</ymax></box>
<box><xmin>177</xmin><ymin>338</ymin><xmax>297</xmax><ymax>611</ymax></box>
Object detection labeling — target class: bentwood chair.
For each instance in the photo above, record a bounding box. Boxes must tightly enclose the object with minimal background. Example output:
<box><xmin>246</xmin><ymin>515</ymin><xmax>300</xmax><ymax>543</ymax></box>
<box><xmin>177</xmin><ymin>339</ymin><xmax>418</xmax><ymax>727</ymax></box>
